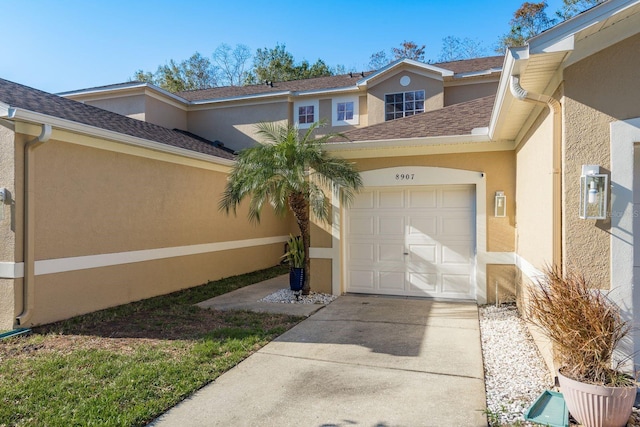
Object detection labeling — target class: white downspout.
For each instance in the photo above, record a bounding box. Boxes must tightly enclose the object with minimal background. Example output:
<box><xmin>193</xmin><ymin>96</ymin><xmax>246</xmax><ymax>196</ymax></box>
<box><xmin>16</xmin><ymin>123</ymin><xmax>52</xmax><ymax>326</ymax></box>
<box><xmin>510</xmin><ymin>75</ymin><xmax>563</xmax><ymax>268</ymax></box>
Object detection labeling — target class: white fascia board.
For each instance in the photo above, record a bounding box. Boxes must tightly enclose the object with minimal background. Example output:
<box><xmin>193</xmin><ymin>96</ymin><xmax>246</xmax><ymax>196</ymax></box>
<box><xmin>487</xmin><ymin>49</ymin><xmax>520</xmax><ymax>140</ymax></box>
<box><xmin>453</xmin><ymin>68</ymin><xmax>503</xmax><ymax>79</ymax></box>
<box><xmin>293</xmin><ymin>86</ymin><xmax>360</xmax><ymax>97</ymax></box>
<box><xmin>58</xmin><ymin>82</ymin><xmax>190</xmax><ymax>105</ymax></box>
<box><xmin>325</xmin><ymin>132</ymin><xmax>491</xmax><ymax>152</ymax></box>
<box><xmin>528</xmin><ymin>0</ymin><xmax>638</xmax><ymax>54</ymax></box>
<box><xmin>188</xmin><ymin>90</ymin><xmax>291</xmax><ymax>105</ymax></box>
<box><xmin>8</xmin><ymin>108</ymin><xmax>234</xmax><ymax>166</ymax></box>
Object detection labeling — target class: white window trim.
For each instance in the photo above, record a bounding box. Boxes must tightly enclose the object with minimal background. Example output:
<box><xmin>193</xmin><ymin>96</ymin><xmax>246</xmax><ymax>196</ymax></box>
<box><xmin>294</xmin><ymin>100</ymin><xmax>319</xmax><ymax>129</ymax></box>
<box><xmin>332</xmin><ymin>96</ymin><xmax>359</xmax><ymax>127</ymax></box>
<box><xmin>384</xmin><ymin>89</ymin><xmax>426</xmax><ymax>121</ymax></box>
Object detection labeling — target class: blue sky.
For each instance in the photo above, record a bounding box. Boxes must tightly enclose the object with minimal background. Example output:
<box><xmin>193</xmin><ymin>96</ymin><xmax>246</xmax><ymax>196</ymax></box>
<box><xmin>1</xmin><ymin>0</ymin><xmax>564</xmax><ymax>93</ymax></box>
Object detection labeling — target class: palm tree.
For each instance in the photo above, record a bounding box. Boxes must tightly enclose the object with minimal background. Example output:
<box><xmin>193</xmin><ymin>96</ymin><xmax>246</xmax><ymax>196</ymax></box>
<box><xmin>219</xmin><ymin>121</ymin><xmax>362</xmax><ymax>294</ymax></box>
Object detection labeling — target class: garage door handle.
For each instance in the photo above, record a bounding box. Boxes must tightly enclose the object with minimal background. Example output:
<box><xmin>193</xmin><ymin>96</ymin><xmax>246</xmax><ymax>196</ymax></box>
<box><xmin>403</xmin><ymin>252</ymin><xmax>409</xmax><ymax>255</ymax></box>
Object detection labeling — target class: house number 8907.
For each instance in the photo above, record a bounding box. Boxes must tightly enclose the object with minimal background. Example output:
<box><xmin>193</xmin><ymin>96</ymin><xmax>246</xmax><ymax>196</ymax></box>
<box><xmin>395</xmin><ymin>173</ymin><xmax>415</xmax><ymax>180</ymax></box>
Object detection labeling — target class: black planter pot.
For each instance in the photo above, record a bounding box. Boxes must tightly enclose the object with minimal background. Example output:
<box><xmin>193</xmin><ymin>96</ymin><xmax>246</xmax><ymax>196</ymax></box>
<box><xmin>289</xmin><ymin>267</ymin><xmax>305</xmax><ymax>291</ymax></box>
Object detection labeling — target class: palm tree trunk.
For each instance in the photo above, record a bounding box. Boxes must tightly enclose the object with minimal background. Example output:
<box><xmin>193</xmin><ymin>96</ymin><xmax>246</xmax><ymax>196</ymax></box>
<box><xmin>288</xmin><ymin>192</ymin><xmax>311</xmax><ymax>295</ymax></box>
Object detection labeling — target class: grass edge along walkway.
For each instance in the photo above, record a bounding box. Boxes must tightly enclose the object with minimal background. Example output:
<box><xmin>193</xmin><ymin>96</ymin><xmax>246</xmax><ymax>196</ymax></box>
<box><xmin>0</xmin><ymin>265</ymin><xmax>302</xmax><ymax>427</ymax></box>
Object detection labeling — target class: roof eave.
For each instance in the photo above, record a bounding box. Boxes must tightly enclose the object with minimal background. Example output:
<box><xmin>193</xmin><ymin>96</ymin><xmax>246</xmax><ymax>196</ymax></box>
<box><xmin>325</xmin><ymin>130</ymin><xmax>491</xmax><ymax>152</ymax></box>
<box><xmin>59</xmin><ymin>82</ymin><xmax>190</xmax><ymax>105</ymax></box>
<box><xmin>3</xmin><ymin>106</ymin><xmax>234</xmax><ymax>166</ymax></box>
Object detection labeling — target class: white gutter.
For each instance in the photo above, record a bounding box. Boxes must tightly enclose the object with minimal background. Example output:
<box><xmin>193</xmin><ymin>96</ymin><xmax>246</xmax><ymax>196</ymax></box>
<box><xmin>16</xmin><ymin>123</ymin><xmax>52</xmax><ymax>326</ymax></box>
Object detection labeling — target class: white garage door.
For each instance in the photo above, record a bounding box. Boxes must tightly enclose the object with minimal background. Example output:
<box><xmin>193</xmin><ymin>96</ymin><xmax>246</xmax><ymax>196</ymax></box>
<box><xmin>346</xmin><ymin>185</ymin><xmax>476</xmax><ymax>300</ymax></box>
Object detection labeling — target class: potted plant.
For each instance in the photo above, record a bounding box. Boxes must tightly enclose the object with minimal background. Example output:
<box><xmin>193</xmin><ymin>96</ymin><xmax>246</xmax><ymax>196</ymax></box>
<box><xmin>282</xmin><ymin>235</ymin><xmax>305</xmax><ymax>293</ymax></box>
<box><xmin>527</xmin><ymin>265</ymin><xmax>637</xmax><ymax>427</ymax></box>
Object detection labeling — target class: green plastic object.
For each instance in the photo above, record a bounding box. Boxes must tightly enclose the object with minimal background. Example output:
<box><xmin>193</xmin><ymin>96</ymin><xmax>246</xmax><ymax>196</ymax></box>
<box><xmin>524</xmin><ymin>390</ymin><xmax>569</xmax><ymax>427</ymax></box>
<box><xmin>0</xmin><ymin>328</ymin><xmax>31</xmax><ymax>340</ymax></box>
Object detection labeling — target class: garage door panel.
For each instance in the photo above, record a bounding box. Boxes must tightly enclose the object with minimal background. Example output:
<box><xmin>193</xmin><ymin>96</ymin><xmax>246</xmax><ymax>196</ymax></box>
<box><xmin>379</xmin><ymin>243</ymin><xmax>404</xmax><ymax>262</ymax></box>
<box><xmin>441</xmin><ymin>187</ymin><xmax>474</xmax><ymax>208</ymax></box>
<box><xmin>379</xmin><ymin>190</ymin><xmax>404</xmax><ymax>208</ymax></box>
<box><xmin>349</xmin><ymin>216</ymin><xmax>375</xmax><ymax>235</ymax></box>
<box><xmin>378</xmin><ymin>216</ymin><xmax>405</xmax><ymax>235</ymax></box>
<box><xmin>379</xmin><ymin>271</ymin><xmax>405</xmax><ymax>291</ymax></box>
<box><xmin>441</xmin><ymin>216</ymin><xmax>474</xmax><ymax>237</ymax></box>
<box><xmin>408</xmin><ymin>189</ymin><xmax>437</xmax><ymax>208</ymax></box>
<box><xmin>409</xmin><ymin>273</ymin><xmax>438</xmax><ymax>292</ymax></box>
<box><xmin>441</xmin><ymin>244</ymin><xmax>473</xmax><ymax>264</ymax></box>
<box><xmin>408</xmin><ymin>217</ymin><xmax>437</xmax><ymax>235</ymax></box>
<box><xmin>349</xmin><ymin>243</ymin><xmax>375</xmax><ymax>262</ymax></box>
<box><xmin>442</xmin><ymin>274</ymin><xmax>472</xmax><ymax>294</ymax></box>
<box><xmin>408</xmin><ymin>244</ymin><xmax>437</xmax><ymax>263</ymax></box>
<box><xmin>353</xmin><ymin>191</ymin><xmax>375</xmax><ymax>209</ymax></box>
<box><xmin>349</xmin><ymin>270</ymin><xmax>375</xmax><ymax>290</ymax></box>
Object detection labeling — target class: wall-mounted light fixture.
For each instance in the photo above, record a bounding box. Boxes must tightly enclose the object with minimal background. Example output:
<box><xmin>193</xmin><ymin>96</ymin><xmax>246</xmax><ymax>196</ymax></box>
<box><xmin>495</xmin><ymin>191</ymin><xmax>506</xmax><ymax>217</ymax></box>
<box><xmin>579</xmin><ymin>165</ymin><xmax>608</xmax><ymax>220</ymax></box>
<box><xmin>0</xmin><ymin>188</ymin><xmax>8</xmax><ymax>221</ymax></box>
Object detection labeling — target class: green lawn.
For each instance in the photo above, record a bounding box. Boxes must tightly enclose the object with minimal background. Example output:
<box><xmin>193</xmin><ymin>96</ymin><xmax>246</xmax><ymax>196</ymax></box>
<box><xmin>0</xmin><ymin>265</ymin><xmax>300</xmax><ymax>427</ymax></box>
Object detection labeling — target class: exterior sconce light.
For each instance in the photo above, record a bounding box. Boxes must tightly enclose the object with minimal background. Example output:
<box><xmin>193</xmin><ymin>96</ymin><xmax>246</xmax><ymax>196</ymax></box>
<box><xmin>579</xmin><ymin>165</ymin><xmax>608</xmax><ymax>220</ymax></box>
<box><xmin>495</xmin><ymin>191</ymin><xmax>506</xmax><ymax>217</ymax></box>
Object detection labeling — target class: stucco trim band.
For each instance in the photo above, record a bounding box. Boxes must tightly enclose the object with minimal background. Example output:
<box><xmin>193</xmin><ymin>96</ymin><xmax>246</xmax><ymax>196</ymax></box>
<box><xmin>1</xmin><ymin>236</ymin><xmax>288</xmax><ymax>278</ymax></box>
<box><xmin>0</xmin><ymin>262</ymin><xmax>24</xmax><ymax>279</ymax></box>
<box><xmin>515</xmin><ymin>254</ymin><xmax>545</xmax><ymax>282</ymax></box>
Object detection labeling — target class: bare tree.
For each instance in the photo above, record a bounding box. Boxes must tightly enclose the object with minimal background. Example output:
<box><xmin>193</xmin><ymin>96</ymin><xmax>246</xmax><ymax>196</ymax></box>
<box><xmin>213</xmin><ymin>44</ymin><xmax>252</xmax><ymax>86</ymax></box>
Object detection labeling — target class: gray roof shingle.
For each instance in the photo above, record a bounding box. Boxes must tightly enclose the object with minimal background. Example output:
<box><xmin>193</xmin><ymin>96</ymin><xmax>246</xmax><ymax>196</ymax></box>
<box><xmin>331</xmin><ymin>95</ymin><xmax>496</xmax><ymax>143</ymax></box>
<box><xmin>0</xmin><ymin>78</ymin><xmax>235</xmax><ymax>160</ymax></box>
<box><xmin>177</xmin><ymin>56</ymin><xmax>503</xmax><ymax>102</ymax></box>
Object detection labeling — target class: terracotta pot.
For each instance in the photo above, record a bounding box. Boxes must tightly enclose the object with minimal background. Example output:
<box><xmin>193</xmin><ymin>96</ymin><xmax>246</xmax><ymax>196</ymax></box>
<box><xmin>558</xmin><ymin>370</ymin><xmax>636</xmax><ymax>427</ymax></box>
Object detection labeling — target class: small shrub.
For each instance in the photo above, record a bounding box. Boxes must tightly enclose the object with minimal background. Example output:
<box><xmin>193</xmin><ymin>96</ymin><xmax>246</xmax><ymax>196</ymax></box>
<box><xmin>527</xmin><ymin>265</ymin><xmax>632</xmax><ymax>386</ymax></box>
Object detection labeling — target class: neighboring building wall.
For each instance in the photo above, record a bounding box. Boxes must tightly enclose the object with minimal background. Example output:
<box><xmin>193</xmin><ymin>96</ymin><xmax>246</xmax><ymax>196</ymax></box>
<box><xmin>563</xmin><ymin>33</ymin><xmax>640</xmax><ymax>288</ymax></box>
<box><xmin>8</xmin><ymin>127</ymin><xmax>290</xmax><ymax>327</ymax></box>
<box><xmin>188</xmin><ymin>101</ymin><xmax>289</xmax><ymax>151</ymax></box>
<box><xmin>444</xmin><ymin>81</ymin><xmax>499</xmax><ymax>106</ymax></box>
<box><xmin>367</xmin><ymin>70</ymin><xmax>444</xmax><ymax>126</ymax></box>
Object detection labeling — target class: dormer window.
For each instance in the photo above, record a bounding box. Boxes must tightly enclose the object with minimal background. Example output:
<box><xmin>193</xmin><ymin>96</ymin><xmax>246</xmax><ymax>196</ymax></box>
<box><xmin>294</xmin><ymin>100</ymin><xmax>319</xmax><ymax>129</ymax></box>
<box><xmin>385</xmin><ymin>90</ymin><xmax>425</xmax><ymax>121</ymax></box>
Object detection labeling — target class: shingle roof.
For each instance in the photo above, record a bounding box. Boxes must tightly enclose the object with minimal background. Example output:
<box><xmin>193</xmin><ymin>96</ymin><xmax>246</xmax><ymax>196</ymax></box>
<box><xmin>177</xmin><ymin>56</ymin><xmax>504</xmax><ymax>102</ymax></box>
<box><xmin>0</xmin><ymin>78</ymin><xmax>234</xmax><ymax>160</ymax></box>
<box><xmin>331</xmin><ymin>95</ymin><xmax>496</xmax><ymax>143</ymax></box>
<box><xmin>432</xmin><ymin>56</ymin><xmax>504</xmax><ymax>74</ymax></box>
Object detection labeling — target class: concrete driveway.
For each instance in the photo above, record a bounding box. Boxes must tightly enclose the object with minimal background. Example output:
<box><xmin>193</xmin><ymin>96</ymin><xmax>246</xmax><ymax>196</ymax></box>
<box><xmin>150</xmin><ymin>295</ymin><xmax>487</xmax><ymax>427</ymax></box>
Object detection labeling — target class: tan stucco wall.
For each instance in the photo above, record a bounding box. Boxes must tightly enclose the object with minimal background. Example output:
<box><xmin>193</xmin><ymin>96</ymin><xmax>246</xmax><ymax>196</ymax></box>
<box><xmin>145</xmin><ymin>95</ymin><xmax>187</xmax><ymax>130</ymax></box>
<box><xmin>353</xmin><ymin>150</ymin><xmax>516</xmax><ymax>252</ymax></box>
<box><xmin>0</xmin><ymin>122</ymin><xmax>16</xmax><ymax>262</ymax></box>
<box><xmin>0</xmin><ymin>122</ymin><xmax>16</xmax><ymax>329</ymax></box>
<box><xmin>10</xmin><ymin>131</ymin><xmax>290</xmax><ymax>326</ymax></box>
<box><xmin>562</xmin><ymin>33</ymin><xmax>640</xmax><ymax>287</ymax></box>
<box><xmin>515</xmin><ymin>109</ymin><xmax>555</xmax><ymax>268</ymax></box>
<box><xmin>486</xmin><ymin>264</ymin><xmax>517</xmax><ymax>304</ymax></box>
<box><xmin>187</xmin><ymin>102</ymin><xmax>289</xmax><ymax>152</ymax></box>
<box><xmin>311</xmin><ymin>258</ymin><xmax>332</xmax><ymax>294</ymax></box>
<box><xmin>444</xmin><ymin>81</ymin><xmax>499</xmax><ymax>106</ymax></box>
<box><xmin>367</xmin><ymin>70</ymin><xmax>444</xmax><ymax>126</ymax></box>
<box><xmin>85</xmin><ymin>95</ymin><xmax>146</xmax><ymax>123</ymax></box>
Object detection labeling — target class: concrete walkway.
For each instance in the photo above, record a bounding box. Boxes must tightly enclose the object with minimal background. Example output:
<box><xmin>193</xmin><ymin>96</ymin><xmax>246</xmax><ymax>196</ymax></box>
<box><xmin>151</xmin><ymin>283</ymin><xmax>487</xmax><ymax>427</ymax></box>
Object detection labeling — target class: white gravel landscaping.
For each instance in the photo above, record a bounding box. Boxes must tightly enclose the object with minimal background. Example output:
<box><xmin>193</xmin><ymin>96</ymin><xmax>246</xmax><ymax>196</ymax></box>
<box><xmin>479</xmin><ymin>304</ymin><xmax>553</xmax><ymax>426</ymax></box>
<box><xmin>258</xmin><ymin>288</ymin><xmax>338</xmax><ymax>305</ymax></box>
